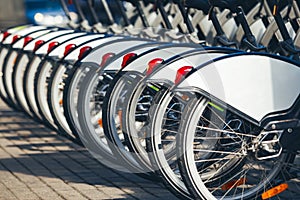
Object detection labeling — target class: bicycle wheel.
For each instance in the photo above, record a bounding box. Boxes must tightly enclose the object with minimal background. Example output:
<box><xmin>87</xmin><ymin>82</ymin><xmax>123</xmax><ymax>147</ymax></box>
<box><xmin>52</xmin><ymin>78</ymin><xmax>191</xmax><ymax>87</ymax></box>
<box><xmin>76</xmin><ymin>66</ymin><xmax>118</xmax><ymax>164</ymax></box>
<box><xmin>23</xmin><ymin>32</ymin><xmax>88</xmax><ymax>121</ymax></box>
<box><xmin>73</xmin><ymin>38</ymin><xmax>163</xmax><ymax>172</ymax></box>
<box><xmin>0</xmin><ymin>47</ymin><xmax>17</xmax><ymax>109</ymax></box>
<box><xmin>3</xmin><ymin>29</ymin><xmax>52</xmax><ymax>109</ymax></box>
<box><xmin>68</xmin><ymin>41</ymin><xmax>161</xmax><ymax>173</ymax></box>
<box><xmin>2</xmin><ymin>50</ymin><xmax>20</xmax><ymax>107</ymax></box>
<box><xmin>45</xmin><ymin>35</ymin><xmax>117</xmax><ymax>140</ymax></box>
<box><xmin>177</xmin><ymin>96</ymin><xmax>290</xmax><ymax>199</ymax></box>
<box><xmin>102</xmin><ymin>70</ymin><xmax>156</xmax><ymax>174</ymax></box>
<box><xmin>131</xmin><ymin>79</ymin><xmax>199</xmax><ymax>199</ymax></box>
<box><xmin>114</xmin><ymin>44</ymin><xmax>200</xmax><ymax>165</ymax></box>
<box><xmin>34</xmin><ymin>59</ymin><xmax>58</xmax><ymax>130</ymax></box>
<box><xmin>101</xmin><ymin>45</ymin><xmax>200</xmax><ymax>175</ymax></box>
<box><xmin>148</xmin><ymin>80</ymin><xmax>237</xmax><ymax>199</ymax></box>
<box><xmin>13</xmin><ymin>29</ymin><xmax>76</xmax><ymax>119</ymax></box>
<box><xmin>120</xmin><ymin>74</ymin><xmax>165</xmax><ymax>170</ymax></box>
<box><xmin>13</xmin><ymin>52</ymin><xmax>34</xmax><ymax>117</ymax></box>
<box><xmin>147</xmin><ymin>87</ymin><xmax>193</xmax><ymax>199</ymax></box>
<box><xmin>62</xmin><ymin>37</ymin><xmax>148</xmax><ymax>140</ymax></box>
<box><xmin>34</xmin><ymin>33</ymin><xmax>109</xmax><ymax>130</ymax></box>
<box><xmin>47</xmin><ymin>62</ymin><xmax>76</xmax><ymax>139</ymax></box>
<box><xmin>23</xmin><ymin>55</ymin><xmax>45</xmax><ymax>121</ymax></box>
<box><xmin>120</xmin><ymin>48</ymin><xmax>238</xmax><ymax>198</ymax></box>
<box><xmin>62</xmin><ymin>63</ymin><xmax>89</xmax><ymax>140</ymax></box>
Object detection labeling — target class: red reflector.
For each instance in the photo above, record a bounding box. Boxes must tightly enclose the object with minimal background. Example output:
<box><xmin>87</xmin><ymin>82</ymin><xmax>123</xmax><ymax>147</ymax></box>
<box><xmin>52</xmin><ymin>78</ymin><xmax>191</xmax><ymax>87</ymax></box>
<box><xmin>68</xmin><ymin>0</ymin><xmax>73</xmax><ymax>4</ymax></box>
<box><xmin>2</xmin><ymin>31</ymin><xmax>11</xmax><ymax>42</ymax></box>
<box><xmin>121</xmin><ymin>53</ymin><xmax>137</xmax><ymax>68</ymax></box>
<box><xmin>98</xmin><ymin>119</ymin><xmax>103</xmax><ymax>127</ymax></box>
<box><xmin>64</xmin><ymin>44</ymin><xmax>76</xmax><ymax>57</ymax></box>
<box><xmin>221</xmin><ymin>178</ymin><xmax>246</xmax><ymax>191</ymax></box>
<box><xmin>174</xmin><ymin>66</ymin><xmax>194</xmax><ymax>85</ymax></box>
<box><xmin>100</xmin><ymin>52</ymin><xmax>115</xmax><ymax>67</ymax></box>
<box><xmin>47</xmin><ymin>41</ymin><xmax>59</xmax><ymax>53</ymax></box>
<box><xmin>34</xmin><ymin>40</ymin><xmax>45</xmax><ymax>51</ymax></box>
<box><xmin>12</xmin><ymin>35</ymin><xmax>21</xmax><ymax>44</ymax></box>
<box><xmin>262</xmin><ymin>183</ymin><xmax>288</xmax><ymax>199</ymax></box>
<box><xmin>78</xmin><ymin>46</ymin><xmax>92</xmax><ymax>60</ymax></box>
<box><xmin>146</xmin><ymin>58</ymin><xmax>164</xmax><ymax>75</ymax></box>
<box><xmin>23</xmin><ymin>36</ymin><xmax>33</xmax><ymax>47</ymax></box>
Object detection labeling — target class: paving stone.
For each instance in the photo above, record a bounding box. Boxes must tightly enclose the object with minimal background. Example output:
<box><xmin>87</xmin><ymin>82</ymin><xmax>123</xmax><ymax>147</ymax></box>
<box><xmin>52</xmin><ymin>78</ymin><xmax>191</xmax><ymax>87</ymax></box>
<box><xmin>0</xmin><ymin>182</ymin><xmax>18</xmax><ymax>200</ymax></box>
<box><xmin>0</xmin><ymin>99</ymin><xmax>177</xmax><ymax>200</ymax></box>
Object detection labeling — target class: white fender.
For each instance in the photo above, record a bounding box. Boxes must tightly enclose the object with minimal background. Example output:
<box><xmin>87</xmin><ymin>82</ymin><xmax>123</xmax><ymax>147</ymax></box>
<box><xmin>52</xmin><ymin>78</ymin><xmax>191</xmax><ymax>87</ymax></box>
<box><xmin>176</xmin><ymin>54</ymin><xmax>300</xmax><ymax>122</ymax></box>
<box><xmin>149</xmin><ymin>52</ymin><xmax>226</xmax><ymax>84</ymax></box>
<box><xmin>47</xmin><ymin>34</ymin><xmax>103</xmax><ymax>58</ymax></box>
<box><xmin>101</xmin><ymin>44</ymin><xmax>162</xmax><ymax>71</ymax></box>
<box><xmin>3</xmin><ymin>26</ymin><xmax>46</xmax><ymax>44</ymax></box>
<box><xmin>80</xmin><ymin>38</ymin><xmax>148</xmax><ymax>63</ymax></box>
<box><xmin>24</xmin><ymin>30</ymin><xmax>74</xmax><ymax>51</ymax></box>
<box><xmin>11</xmin><ymin>30</ymin><xmax>51</xmax><ymax>49</ymax></box>
<box><xmin>61</xmin><ymin>35</ymin><xmax>122</xmax><ymax>60</ymax></box>
<box><xmin>123</xmin><ymin>46</ymin><xmax>199</xmax><ymax>73</ymax></box>
<box><xmin>0</xmin><ymin>25</ymin><xmax>31</xmax><ymax>41</ymax></box>
<box><xmin>35</xmin><ymin>32</ymin><xmax>86</xmax><ymax>55</ymax></box>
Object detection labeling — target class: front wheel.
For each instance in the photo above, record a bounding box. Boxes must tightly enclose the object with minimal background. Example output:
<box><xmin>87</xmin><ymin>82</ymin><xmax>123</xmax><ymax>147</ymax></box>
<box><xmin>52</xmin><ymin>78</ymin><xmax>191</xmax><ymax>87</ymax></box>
<box><xmin>177</xmin><ymin>96</ymin><xmax>290</xmax><ymax>200</ymax></box>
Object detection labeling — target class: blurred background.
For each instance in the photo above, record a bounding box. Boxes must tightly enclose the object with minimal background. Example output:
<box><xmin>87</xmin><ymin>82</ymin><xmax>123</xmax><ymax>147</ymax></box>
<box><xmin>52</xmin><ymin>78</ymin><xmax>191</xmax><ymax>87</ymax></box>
<box><xmin>0</xmin><ymin>0</ymin><xmax>65</xmax><ymax>29</ymax></box>
<box><xmin>0</xmin><ymin>0</ymin><xmax>119</xmax><ymax>29</ymax></box>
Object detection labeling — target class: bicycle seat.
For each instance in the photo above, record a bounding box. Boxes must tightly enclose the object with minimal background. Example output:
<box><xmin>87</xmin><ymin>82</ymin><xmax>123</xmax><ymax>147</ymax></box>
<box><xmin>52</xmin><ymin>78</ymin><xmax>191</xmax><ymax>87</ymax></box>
<box><xmin>122</xmin><ymin>0</ymin><xmax>143</xmax><ymax>2</ymax></box>
<box><xmin>209</xmin><ymin>0</ymin><xmax>240</xmax><ymax>8</ymax></box>
<box><xmin>141</xmin><ymin>0</ymin><xmax>156</xmax><ymax>3</ymax></box>
<box><xmin>173</xmin><ymin>0</ymin><xmax>210</xmax><ymax>14</ymax></box>
<box><xmin>209</xmin><ymin>0</ymin><xmax>257</xmax><ymax>12</ymax></box>
<box><xmin>121</xmin><ymin>0</ymin><xmax>143</xmax><ymax>6</ymax></box>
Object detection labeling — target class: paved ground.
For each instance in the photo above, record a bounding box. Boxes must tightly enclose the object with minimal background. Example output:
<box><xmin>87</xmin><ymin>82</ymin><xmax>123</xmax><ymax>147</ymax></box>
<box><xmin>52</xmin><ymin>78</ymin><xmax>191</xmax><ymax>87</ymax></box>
<box><xmin>0</xmin><ymin>99</ymin><xmax>177</xmax><ymax>200</ymax></box>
